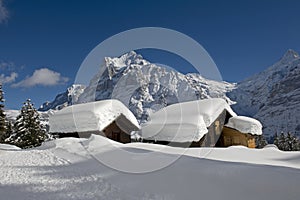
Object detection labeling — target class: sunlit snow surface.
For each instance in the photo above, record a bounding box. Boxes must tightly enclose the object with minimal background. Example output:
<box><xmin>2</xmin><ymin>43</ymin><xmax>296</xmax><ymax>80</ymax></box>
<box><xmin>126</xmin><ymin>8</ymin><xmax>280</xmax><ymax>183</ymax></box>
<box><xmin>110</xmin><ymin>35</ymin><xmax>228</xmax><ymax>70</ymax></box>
<box><xmin>141</xmin><ymin>98</ymin><xmax>236</xmax><ymax>142</ymax></box>
<box><xmin>225</xmin><ymin>115</ymin><xmax>263</xmax><ymax>135</ymax></box>
<box><xmin>0</xmin><ymin>135</ymin><xmax>299</xmax><ymax>200</ymax></box>
<box><xmin>49</xmin><ymin>99</ymin><xmax>139</xmax><ymax>133</ymax></box>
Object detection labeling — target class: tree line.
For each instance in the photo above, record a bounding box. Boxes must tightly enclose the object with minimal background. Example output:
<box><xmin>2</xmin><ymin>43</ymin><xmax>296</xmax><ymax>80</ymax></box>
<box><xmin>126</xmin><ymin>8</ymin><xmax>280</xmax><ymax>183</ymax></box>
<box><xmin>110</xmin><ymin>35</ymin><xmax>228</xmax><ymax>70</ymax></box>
<box><xmin>255</xmin><ymin>132</ymin><xmax>300</xmax><ymax>151</ymax></box>
<box><xmin>273</xmin><ymin>132</ymin><xmax>300</xmax><ymax>151</ymax></box>
<box><xmin>0</xmin><ymin>84</ymin><xmax>47</xmax><ymax>149</ymax></box>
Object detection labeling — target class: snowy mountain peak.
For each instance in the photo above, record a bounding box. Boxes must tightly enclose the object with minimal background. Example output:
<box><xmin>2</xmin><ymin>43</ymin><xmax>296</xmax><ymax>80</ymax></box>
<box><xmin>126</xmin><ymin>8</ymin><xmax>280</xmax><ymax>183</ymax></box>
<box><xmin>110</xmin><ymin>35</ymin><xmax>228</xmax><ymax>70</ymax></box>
<box><xmin>39</xmin><ymin>84</ymin><xmax>86</xmax><ymax>111</ymax></box>
<box><xmin>280</xmin><ymin>49</ymin><xmax>299</xmax><ymax>63</ymax></box>
<box><xmin>77</xmin><ymin>51</ymin><xmax>234</xmax><ymax>123</ymax></box>
<box><xmin>104</xmin><ymin>51</ymin><xmax>149</xmax><ymax>79</ymax></box>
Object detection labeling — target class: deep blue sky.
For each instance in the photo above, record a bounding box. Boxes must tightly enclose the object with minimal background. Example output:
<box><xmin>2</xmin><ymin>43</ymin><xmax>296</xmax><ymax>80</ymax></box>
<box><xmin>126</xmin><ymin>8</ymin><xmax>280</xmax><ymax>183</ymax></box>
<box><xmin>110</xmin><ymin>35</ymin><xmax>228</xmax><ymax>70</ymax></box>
<box><xmin>1</xmin><ymin>0</ymin><xmax>300</xmax><ymax>109</ymax></box>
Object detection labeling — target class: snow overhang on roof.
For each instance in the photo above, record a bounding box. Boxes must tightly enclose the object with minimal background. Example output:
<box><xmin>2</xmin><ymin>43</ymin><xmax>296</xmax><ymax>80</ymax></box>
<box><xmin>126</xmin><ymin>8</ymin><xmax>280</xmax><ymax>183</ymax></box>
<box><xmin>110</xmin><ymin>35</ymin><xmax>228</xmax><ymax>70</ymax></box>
<box><xmin>225</xmin><ymin>116</ymin><xmax>263</xmax><ymax>136</ymax></box>
<box><xmin>141</xmin><ymin>98</ymin><xmax>237</xmax><ymax>143</ymax></box>
<box><xmin>49</xmin><ymin>99</ymin><xmax>140</xmax><ymax>134</ymax></box>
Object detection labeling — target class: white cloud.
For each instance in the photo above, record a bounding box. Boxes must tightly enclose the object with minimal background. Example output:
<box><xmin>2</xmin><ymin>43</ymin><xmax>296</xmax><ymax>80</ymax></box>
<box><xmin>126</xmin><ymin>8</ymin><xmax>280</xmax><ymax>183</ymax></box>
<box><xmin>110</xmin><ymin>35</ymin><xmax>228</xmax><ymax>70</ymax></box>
<box><xmin>12</xmin><ymin>68</ymin><xmax>69</xmax><ymax>88</ymax></box>
<box><xmin>0</xmin><ymin>61</ymin><xmax>15</xmax><ymax>71</ymax></box>
<box><xmin>0</xmin><ymin>0</ymin><xmax>9</xmax><ymax>24</ymax></box>
<box><xmin>0</xmin><ymin>72</ymin><xmax>18</xmax><ymax>84</ymax></box>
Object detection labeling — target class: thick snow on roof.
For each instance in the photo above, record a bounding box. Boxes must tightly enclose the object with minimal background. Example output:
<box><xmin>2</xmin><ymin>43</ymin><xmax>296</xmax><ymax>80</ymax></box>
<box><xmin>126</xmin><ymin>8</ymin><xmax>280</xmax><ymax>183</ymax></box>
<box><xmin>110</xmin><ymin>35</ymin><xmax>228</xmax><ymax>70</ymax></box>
<box><xmin>141</xmin><ymin>98</ymin><xmax>236</xmax><ymax>142</ymax></box>
<box><xmin>225</xmin><ymin>116</ymin><xmax>263</xmax><ymax>135</ymax></box>
<box><xmin>49</xmin><ymin>99</ymin><xmax>140</xmax><ymax>133</ymax></box>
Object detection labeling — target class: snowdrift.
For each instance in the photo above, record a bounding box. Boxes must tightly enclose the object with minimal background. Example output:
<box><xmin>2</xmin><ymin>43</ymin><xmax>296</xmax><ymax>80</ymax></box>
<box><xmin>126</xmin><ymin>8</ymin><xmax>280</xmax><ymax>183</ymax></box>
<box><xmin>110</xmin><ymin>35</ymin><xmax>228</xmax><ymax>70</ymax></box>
<box><xmin>0</xmin><ymin>135</ymin><xmax>300</xmax><ymax>200</ymax></box>
<box><xmin>0</xmin><ymin>143</ymin><xmax>21</xmax><ymax>150</ymax></box>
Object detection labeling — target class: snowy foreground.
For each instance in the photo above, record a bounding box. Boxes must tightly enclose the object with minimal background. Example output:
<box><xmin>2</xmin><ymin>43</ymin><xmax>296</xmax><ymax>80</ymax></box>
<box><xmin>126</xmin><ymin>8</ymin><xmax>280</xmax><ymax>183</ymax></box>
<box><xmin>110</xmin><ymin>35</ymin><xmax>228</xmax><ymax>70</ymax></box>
<box><xmin>0</xmin><ymin>136</ymin><xmax>300</xmax><ymax>200</ymax></box>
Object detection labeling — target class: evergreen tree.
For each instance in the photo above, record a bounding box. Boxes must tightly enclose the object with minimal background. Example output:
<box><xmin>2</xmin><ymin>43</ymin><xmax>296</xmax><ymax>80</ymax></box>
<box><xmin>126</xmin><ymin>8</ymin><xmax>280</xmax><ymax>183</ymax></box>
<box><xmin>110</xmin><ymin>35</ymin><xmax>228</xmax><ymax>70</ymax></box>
<box><xmin>285</xmin><ymin>132</ymin><xmax>300</xmax><ymax>151</ymax></box>
<box><xmin>278</xmin><ymin>132</ymin><xmax>286</xmax><ymax>150</ymax></box>
<box><xmin>286</xmin><ymin>132</ymin><xmax>294</xmax><ymax>151</ymax></box>
<box><xmin>293</xmin><ymin>135</ymin><xmax>300</xmax><ymax>151</ymax></box>
<box><xmin>255</xmin><ymin>135</ymin><xmax>268</xmax><ymax>148</ymax></box>
<box><xmin>7</xmin><ymin>99</ymin><xmax>47</xmax><ymax>148</ymax></box>
<box><xmin>291</xmin><ymin>135</ymin><xmax>300</xmax><ymax>151</ymax></box>
<box><xmin>0</xmin><ymin>84</ymin><xmax>7</xmax><ymax>143</ymax></box>
<box><xmin>273</xmin><ymin>133</ymin><xmax>279</xmax><ymax>148</ymax></box>
<box><xmin>274</xmin><ymin>132</ymin><xmax>300</xmax><ymax>151</ymax></box>
<box><xmin>5</xmin><ymin>121</ymin><xmax>14</xmax><ymax>140</ymax></box>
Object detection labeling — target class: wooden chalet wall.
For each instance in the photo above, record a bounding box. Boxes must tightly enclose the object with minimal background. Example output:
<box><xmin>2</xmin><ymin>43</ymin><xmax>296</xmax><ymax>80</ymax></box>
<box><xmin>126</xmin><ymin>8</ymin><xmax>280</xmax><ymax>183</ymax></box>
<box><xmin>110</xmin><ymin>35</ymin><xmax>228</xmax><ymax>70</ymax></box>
<box><xmin>144</xmin><ymin>109</ymin><xmax>231</xmax><ymax>148</ymax></box>
<box><xmin>102</xmin><ymin>121</ymin><xmax>131</xmax><ymax>143</ymax></box>
<box><xmin>190</xmin><ymin>110</ymin><xmax>230</xmax><ymax>147</ymax></box>
<box><xmin>216</xmin><ymin>126</ymin><xmax>256</xmax><ymax>148</ymax></box>
<box><xmin>53</xmin><ymin>121</ymin><xmax>131</xmax><ymax>144</ymax></box>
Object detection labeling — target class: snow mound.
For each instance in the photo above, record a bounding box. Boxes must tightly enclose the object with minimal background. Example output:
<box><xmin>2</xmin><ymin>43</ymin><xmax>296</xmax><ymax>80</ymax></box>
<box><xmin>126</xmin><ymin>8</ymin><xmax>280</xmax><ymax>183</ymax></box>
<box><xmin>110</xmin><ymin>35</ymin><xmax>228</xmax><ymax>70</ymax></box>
<box><xmin>49</xmin><ymin>99</ymin><xmax>140</xmax><ymax>133</ymax></box>
<box><xmin>0</xmin><ymin>143</ymin><xmax>21</xmax><ymax>150</ymax></box>
<box><xmin>1</xmin><ymin>134</ymin><xmax>300</xmax><ymax>200</ymax></box>
<box><xmin>141</xmin><ymin>98</ymin><xmax>236</xmax><ymax>142</ymax></box>
<box><xmin>225</xmin><ymin>116</ymin><xmax>262</xmax><ymax>135</ymax></box>
<box><xmin>83</xmin><ymin>134</ymin><xmax>123</xmax><ymax>154</ymax></box>
<box><xmin>263</xmin><ymin>144</ymin><xmax>279</xmax><ymax>149</ymax></box>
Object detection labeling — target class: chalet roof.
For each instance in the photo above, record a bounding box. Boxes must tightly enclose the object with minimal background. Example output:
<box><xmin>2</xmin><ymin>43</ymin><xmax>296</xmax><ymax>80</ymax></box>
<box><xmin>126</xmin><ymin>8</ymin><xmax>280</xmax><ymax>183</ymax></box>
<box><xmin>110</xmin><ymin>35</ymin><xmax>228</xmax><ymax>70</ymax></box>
<box><xmin>49</xmin><ymin>99</ymin><xmax>140</xmax><ymax>134</ymax></box>
<box><xmin>225</xmin><ymin>116</ymin><xmax>263</xmax><ymax>135</ymax></box>
<box><xmin>141</xmin><ymin>98</ymin><xmax>237</xmax><ymax>143</ymax></box>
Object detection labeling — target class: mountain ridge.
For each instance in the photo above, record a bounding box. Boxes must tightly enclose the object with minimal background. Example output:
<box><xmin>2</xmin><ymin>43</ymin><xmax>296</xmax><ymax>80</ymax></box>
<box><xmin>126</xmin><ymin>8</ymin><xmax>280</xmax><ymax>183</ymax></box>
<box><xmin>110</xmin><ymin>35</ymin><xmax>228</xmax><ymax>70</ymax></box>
<box><xmin>228</xmin><ymin>49</ymin><xmax>300</xmax><ymax>138</ymax></box>
<box><xmin>40</xmin><ymin>49</ymin><xmax>300</xmax><ymax>138</ymax></box>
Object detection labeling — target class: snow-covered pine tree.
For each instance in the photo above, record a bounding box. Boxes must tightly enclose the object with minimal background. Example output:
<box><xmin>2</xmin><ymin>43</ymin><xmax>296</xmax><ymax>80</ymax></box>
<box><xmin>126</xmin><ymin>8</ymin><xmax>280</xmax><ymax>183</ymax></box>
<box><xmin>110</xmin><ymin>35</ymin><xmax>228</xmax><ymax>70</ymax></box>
<box><xmin>255</xmin><ymin>135</ymin><xmax>268</xmax><ymax>148</ymax></box>
<box><xmin>8</xmin><ymin>99</ymin><xmax>47</xmax><ymax>148</ymax></box>
<box><xmin>273</xmin><ymin>133</ymin><xmax>279</xmax><ymax>148</ymax></box>
<box><xmin>5</xmin><ymin>121</ymin><xmax>14</xmax><ymax>139</ymax></box>
<box><xmin>286</xmin><ymin>132</ymin><xmax>294</xmax><ymax>151</ymax></box>
<box><xmin>278</xmin><ymin>132</ymin><xmax>286</xmax><ymax>150</ymax></box>
<box><xmin>274</xmin><ymin>132</ymin><xmax>300</xmax><ymax>151</ymax></box>
<box><xmin>285</xmin><ymin>132</ymin><xmax>300</xmax><ymax>151</ymax></box>
<box><xmin>291</xmin><ymin>133</ymin><xmax>300</xmax><ymax>151</ymax></box>
<box><xmin>0</xmin><ymin>84</ymin><xmax>7</xmax><ymax>143</ymax></box>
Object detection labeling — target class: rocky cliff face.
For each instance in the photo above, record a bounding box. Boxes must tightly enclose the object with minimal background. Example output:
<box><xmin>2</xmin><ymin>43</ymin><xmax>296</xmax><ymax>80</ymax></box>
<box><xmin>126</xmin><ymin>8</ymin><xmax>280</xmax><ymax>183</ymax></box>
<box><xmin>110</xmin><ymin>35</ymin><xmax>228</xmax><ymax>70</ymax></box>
<box><xmin>38</xmin><ymin>84</ymin><xmax>85</xmax><ymax>111</ymax></box>
<box><xmin>228</xmin><ymin>49</ymin><xmax>300</xmax><ymax>138</ymax></box>
<box><xmin>77</xmin><ymin>51</ymin><xmax>234</xmax><ymax>123</ymax></box>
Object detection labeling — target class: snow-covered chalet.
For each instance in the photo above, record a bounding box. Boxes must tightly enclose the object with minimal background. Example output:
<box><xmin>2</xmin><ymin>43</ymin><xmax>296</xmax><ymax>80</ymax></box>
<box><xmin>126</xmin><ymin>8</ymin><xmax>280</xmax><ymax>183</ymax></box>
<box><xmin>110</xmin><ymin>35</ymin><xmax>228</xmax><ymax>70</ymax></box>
<box><xmin>141</xmin><ymin>98</ymin><xmax>263</xmax><ymax>148</ymax></box>
<box><xmin>49</xmin><ymin>99</ymin><xmax>140</xmax><ymax>143</ymax></box>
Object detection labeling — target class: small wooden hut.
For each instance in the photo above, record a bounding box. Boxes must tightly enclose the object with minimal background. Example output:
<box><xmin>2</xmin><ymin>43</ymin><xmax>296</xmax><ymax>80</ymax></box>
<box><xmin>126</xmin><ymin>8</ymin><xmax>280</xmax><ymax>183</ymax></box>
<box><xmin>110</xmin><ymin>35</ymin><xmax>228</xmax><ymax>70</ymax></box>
<box><xmin>216</xmin><ymin>127</ymin><xmax>256</xmax><ymax>148</ymax></box>
<box><xmin>49</xmin><ymin>100</ymin><xmax>140</xmax><ymax>143</ymax></box>
<box><xmin>141</xmin><ymin>99</ymin><xmax>262</xmax><ymax>148</ymax></box>
<box><xmin>141</xmin><ymin>99</ymin><xmax>236</xmax><ymax>147</ymax></box>
<box><xmin>216</xmin><ymin>116</ymin><xmax>263</xmax><ymax>148</ymax></box>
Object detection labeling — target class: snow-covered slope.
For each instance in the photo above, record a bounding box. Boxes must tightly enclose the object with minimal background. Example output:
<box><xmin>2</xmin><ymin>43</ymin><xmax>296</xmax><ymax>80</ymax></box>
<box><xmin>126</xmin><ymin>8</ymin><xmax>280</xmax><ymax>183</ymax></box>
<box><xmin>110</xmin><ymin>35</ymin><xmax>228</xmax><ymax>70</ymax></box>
<box><xmin>0</xmin><ymin>135</ymin><xmax>299</xmax><ymax>200</ymax></box>
<box><xmin>77</xmin><ymin>51</ymin><xmax>234</xmax><ymax>123</ymax></box>
<box><xmin>228</xmin><ymin>49</ymin><xmax>300</xmax><ymax>138</ymax></box>
<box><xmin>0</xmin><ymin>143</ymin><xmax>21</xmax><ymax>150</ymax></box>
<box><xmin>38</xmin><ymin>84</ymin><xmax>85</xmax><ymax>111</ymax></box>
<box><xmin>5</xmin><ymin>109</ymin><xmax>20</xmax><ymax>122</ymax></box>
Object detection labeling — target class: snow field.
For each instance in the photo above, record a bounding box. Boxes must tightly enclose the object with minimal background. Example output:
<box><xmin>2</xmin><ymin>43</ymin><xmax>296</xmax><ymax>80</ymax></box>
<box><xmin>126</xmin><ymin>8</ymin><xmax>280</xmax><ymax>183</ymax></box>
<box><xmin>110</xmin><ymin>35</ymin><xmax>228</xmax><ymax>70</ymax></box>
<box><xmin>0</xmin><ymin>135</ymin><xmax>299</xmax><ymax>200</ymax></box>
